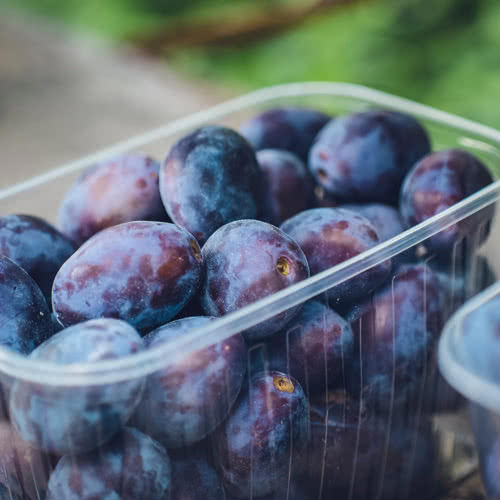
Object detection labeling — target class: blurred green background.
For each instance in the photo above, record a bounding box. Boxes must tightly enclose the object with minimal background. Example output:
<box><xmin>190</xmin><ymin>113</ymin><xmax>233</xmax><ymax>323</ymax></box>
<box><xmin>5</xmin><ymin>0</ymin><xmax>500</xmax><ymax>128</ymax></box>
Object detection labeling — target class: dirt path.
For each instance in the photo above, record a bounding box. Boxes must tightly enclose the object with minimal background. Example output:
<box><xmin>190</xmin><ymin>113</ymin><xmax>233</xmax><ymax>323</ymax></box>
<box><xmin>0</xmin><ymin>11</ymin><xmax>230</xmax><ymax>190</ymax></box>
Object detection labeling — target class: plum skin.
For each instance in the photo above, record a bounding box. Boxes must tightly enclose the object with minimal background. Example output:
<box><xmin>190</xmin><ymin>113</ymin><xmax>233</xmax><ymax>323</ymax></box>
<box><xmin>280</xmin><ymin>207</ymin><xmax>392</xmax><ymax>305</ymax></box>
<box><xmin>133</xmin><ymin>316</ymin><xmax>247</xmax><ymax>449</ymax></box>
<box><xmin>399</xmin><ymin>149</ymin><xmax>493</xmax><ymax>256</ymax></box>
<box><xmin>214</xmin><ymin>370</ymin><xmax>309</xmax><ymax>499</ymax></box>
<box><xmin>201</xmin><ymin>219</ymin><xmax>310</xmax><ymax>340</ymax></box>
<box><xmin>46</xmin><ymin>428</ymin><xmax>171</xmax><ymax>500</ymax></box>
<box><xmin>309</xmin><ymin>110</ymin><xmax>430</xmax><ymax>203</ymax></box>
<box><xmin>160</xmin><ymin>125</ymin><xmax>261</xmax><ymax>244</ymax></box>
<box><xmin>59</xmin><ymin>152</ymin><xmax>168</xmax><ymax>246</ymax></box>
<box><xmin>269</xmin><ymin>300</ymin><xmax>354</xmax><ymax>394</ymax></box>
<box><xmin>240</xmin><ymin>107</ymin><xmax>331</xmax><ymax>162</ymax></box>
<box><xmin>0</xmin><ymin>257</ymin><xmax>53</xmax><ymax>355</ymax></box>
<box><xmin>9</xmin><ymin>318</ymin><xmax>145</xmax><ymax>455</ymax></box>
<box><xmin>256</xmin><ymin>149</ymin><xmax>314</xmax><ymax>226</ymax></box>
<box><xmin>52</xmin><ymin>221</ymin><xmax>203</xmax><ymax>333</ymax></box>
<box><xmin>0</xmin><ymin>214</ymin><xmax>76</xmax><ymax>304</ymax></box>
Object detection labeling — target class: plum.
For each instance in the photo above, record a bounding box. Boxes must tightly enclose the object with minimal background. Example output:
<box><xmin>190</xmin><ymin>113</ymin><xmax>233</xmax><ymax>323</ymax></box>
<box><xmin>10</xmin><ymin>318</ymin><xmax>145</xmax><ymax>455</ymax></box>
<box><xmin>133</xmin><ymin>316</ymin><xmax>247</xmax><ymax>449</ymax></box>
<box><xmin>160</xmin><ymin>126</ymin><xmax>261</xmax><ymax>244</ymax></box>
<box><xmin>280</xmin><ymin>208</ymin><xmax>391</xmax><ymax>305</ymax></box>
<box><xmin>171</xmin><ymin>454</ymin><xmax>225</xmax><ymax>500</ymax></box>
<box><xmin>240</xmin><ymin>107</ymin><xmax>331</xmax><ymax>162</ymax></box>
<box><xmin>309</xmin><ymin>110</ymin><xmax>430</xmax><ymax>203</ymax></box>
<box><xmin>256</xmin><ymin>149</ymin><xmax>314</xmax><ymax>226</ymax></box>
<box><xmin>59</xmin><ymin>152</ymin><xmax>168</xmax><ymax>246</ymax></box>
<box><xmin>52</xmin><ymin>221</ymin><xmax>202</xmax><ymax>332</ymax></box>
<box><xmin>0</xmin><ymin>421</ymin><xmax>53</xmax><ymax>500</ymax></box>
<box><xmin>268</xmin><ymin>300</ymin><xmax>354</xmax><ymax>394</ymax></box>
<box><xmin>46</xmin><ymin>427</ymin><xmax>171</xmax><ymax>500</ymax></box>
<box><xmin>400</xmin><ymin>149</ymin><xmax>493</xmax><ymax>256</ymax></box>
<box><xmin>214</xmin><ymin>371</ymin><xmax>309</xmax><ymax>498</ymax></box>
<box><xmin>0</xmin><ymin>214</ymin><xmax>76</xmax><ymax>303</ymax></box>
<box><xmin>200</xmin><ymin>219</ymin><xmax>309</xmax><ymax>340</ymax></box>
<box><xmin>346</xmin><ymin>263</ymin><xmax>442</xmax><ymax>414</ymax></box>
<box><xmin>0</xmin><ymin>257</ymin><xmax>53</xmax><ymax>355</ymax></box>
<box><xmin>341</xmin><ymin>203</ymin><xmax>405</xmax><ymax>243</ymax></box>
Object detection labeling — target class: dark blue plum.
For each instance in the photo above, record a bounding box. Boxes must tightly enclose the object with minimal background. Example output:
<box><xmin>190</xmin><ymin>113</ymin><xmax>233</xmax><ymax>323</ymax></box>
<box><xmin>47</xmin><ymin>427</ymin><xmax>171</xmax><ymax>500</ymax></box>
<box><xmin>0</xmin><ymin>257</ymin><xmax>53</xmax><ymax>355</ymax></box>
<box><xmin>225</xmin><ymin>483</ymin><xmax>310</xmax><ymax>500</ymax></box>
<box><xmin>0</xmin><ymin>214</ymin><xmax>76</xmax><ymax>303</ymax></box>
<box><xmin>160</xmin><ymin>125</ymin><xmax>261</xmax><ymax>244</ymax></box>
<box><xmin>269</xmin><ymin>300</ymin><xmax>354</xmax><ymax>394</ymax></box>
<box><xmin>214</xmin><ymin>371</ymin><xmax>309</xmax><ymax>499</ymax></box>
<box><xmin>133</xmin><ymin>317</ymin><xmax>247</xmax><ymax>449</ymax></box>
<box><xmin>482</xmin><ymin>437</ymin><xmax>500</xmax><ymax>500</ymax></box>
<box><xmin>280</xmin><ymin>208</ymin><xmax>392</xmax><ymax>305</ymax></box>
<box><xmin>52</xmin><ymin>221</ymin><xmax>202</xmax><ymax>332</ymax></box>
<box><xmin>256</xmin><ymin>149</ymin><xmax>314</xmax><ymax>226</ymax></box>
<box><xmin>400</xmin><ymin>149</ymin><xmax>493</xmax><ymax>256</ymax></box>
<box><xmin>341</xmin><ymin>203</ymin><xmax>405</xmax><ymax>242</ymax></box>
<box><xmin>346</xmin><ymin>263</ymin><xmax>442</xmax><ymax>413</ymax></box>
<box><xmin>171</xmin><ymin>455</ymin><xmax>225</xmax><ymax>500</ymax></box>
<box><xmin>200</xmin><ymin>220</ymin><xmax>310</xmax><ymax>340</ymax></box>
<box><xmin>240</xmin><ymin>107</ymin><xmax>331</xmax><ymax>162</ymax></box>
<box><xmin>9</xmin><ymin>318</ymin><xmax>145</xmax><ymax>455</ymax></box>
<box><xmin>0</xmin><ymin>421</ymin><xmax>53</xmax><ymax>500</ymax></box>
<box><xmin>59</xmin><ymin>152</ymin><xmax>168</xmax><ymax>246</ymax></box>
<box><xmin>309</xmin><ymin>110</ymin><xmax>430</xmax><ymax>203</ymax></box>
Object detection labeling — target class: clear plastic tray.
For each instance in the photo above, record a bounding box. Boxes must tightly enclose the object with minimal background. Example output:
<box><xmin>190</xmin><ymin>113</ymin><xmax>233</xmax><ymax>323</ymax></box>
<box><xmin>439</xmin><ymin>282</ymin><xmax>500</xmax><ymax>500</ymax></box>
<box><xmin>1</xmin><ymin>82</ymin><xmax>500</xmax><ymax>499</ymax></box>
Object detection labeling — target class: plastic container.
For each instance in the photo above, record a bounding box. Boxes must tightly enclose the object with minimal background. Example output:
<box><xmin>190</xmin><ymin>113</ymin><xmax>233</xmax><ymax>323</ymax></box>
<box><xmin>439</xmin><ymin>282</ymin><xmax>500</xmax><ymax>500</ymax></box>
<box><xmin>1</xmin><ymin>82</ymin><xmax>500</xmax><ymax>499</ymax></box>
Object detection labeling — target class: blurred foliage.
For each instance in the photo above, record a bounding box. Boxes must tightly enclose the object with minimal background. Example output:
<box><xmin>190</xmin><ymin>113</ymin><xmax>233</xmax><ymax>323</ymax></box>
<box><xmin>4</xmin><ymin>0</ymin><xmax>500</xmax><ymax>128</ymax></box>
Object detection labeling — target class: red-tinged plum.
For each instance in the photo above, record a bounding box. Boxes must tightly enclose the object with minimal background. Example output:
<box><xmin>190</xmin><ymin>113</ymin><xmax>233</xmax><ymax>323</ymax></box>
<box><xmin>46</xmin><ymin>428</ymin><xmax>171</xmax><ymax>500</ymax></box>
<box><xmin>52</xmin><ymin>221</ymin><xmax>202</xmax><ymax>332</ymax></box>
<box><xmin>240</xmin><ymin>107</ymin><xmax>331</xmax><ymax>162</ymax></box>
<box><xmin>347</xmin><ymin>263</ymin><xmax>442</xmax><ymax>414</ymax></box>
<box><xmin>59</xmin><ymin>152</ymin><xmax>168</xmax><ymax>246</ymax></box>
<box><xmin>10</xmin><ymin>319</ymin><xmax>145</xmax><ymax>455</ymax></box>
<box><xmin>269</xmin><ymin>300</ymin><xmax>354</xmax><ymax>394</ymax></box>
<box><xmin>214</xmin><ymin>371</ymin><xmax>309</xmax><ymax>499</ymax></box>
<box><xmin>200</xmin><ymin>220</ymin><xmax>309</xmax><ymax>340</ymax></box>
<box><xmin>0</xmin><ymin>422</ymin><xmax>53</xmax><ymax>500</ymax></box>
<box><xmin>160</xmin><ymin>126</ymin><xmax>261</xmax><ymax>244</ymax></box>
<box><xmin>256</xmin><ymin>149</ymin><xmax>314</xmax><ymax>226</ymax></box>
<box><xmin>171</xmin><ymin>455</ymin><xmax>225</xmax><ymax>500</ymax></box>
<box><xmin>400</xmin><ymin>149</ymin><xmax>493</xmax><ymax>256</ymax></box>
<box><xmin>133</xmin><ymin>316</ymin><xmax>247</xmax><ymax>449</ymax></box>
<box><xmin>309</xmin><ymin>110</ymin><xmax>430</xmax><ymax>203</ymax></box>
<box><xmin>280</xmin><ymin>208</ymin><xmax>391</xmax><ymax>305</ymax></box>
<box><xmin>0</xmin><ymin>257</ymin><xmax>53</xmax><ymax>355</ymax></box>
<box><xmin>0</xmin><ymin>214</ymin><xmax>76</xmax><ymax>303</ymax></box>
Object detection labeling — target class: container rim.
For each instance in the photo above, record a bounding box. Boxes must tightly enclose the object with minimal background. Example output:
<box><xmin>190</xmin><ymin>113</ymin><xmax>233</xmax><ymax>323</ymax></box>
<box><xmin>438</xmin><ymin>282</ymin><xmax>500</xmax><ymax>414</ymax></box>
<box><xmin>1</xmin><ymin>81</ymin><xmax>500</xmax><ymax>386</ymax></box>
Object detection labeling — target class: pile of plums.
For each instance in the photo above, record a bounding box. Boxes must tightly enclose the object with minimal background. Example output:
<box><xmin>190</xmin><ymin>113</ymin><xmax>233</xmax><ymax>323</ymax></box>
<box><xmin>0</xmin><ymin>106</ymin><xmax>495</xmax><ymax>499</ymax></box>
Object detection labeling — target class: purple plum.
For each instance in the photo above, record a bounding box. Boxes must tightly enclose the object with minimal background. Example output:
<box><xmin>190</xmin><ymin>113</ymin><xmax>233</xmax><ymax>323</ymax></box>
<box><xmin>46</xmin><ymin>427</ymin><xmax>171</xmax><ymax>500</ymax></box>
<box><xmin>309</xmin><ymin>110</ymin><xmax>430</xmax><ymax>203</ymax></box>
<box><xmin>133</xmin><ymin>316</ymin><xmax>247</xmax><ymax>449</ymax></box>
<box><xmin>200</xmin><ymin>219</ymin><xmax>310</xmax><ymax>340</ymax></box>
<box><xmin>256</xmin><ymin>149</ymin><xmax>314</xmax><ymax>226</ymax></box>
<box><xmin>0</xmin><ymin>257</ymin><xmax>53</xmax><ymax>355</ymax></box>
<box><xmin>240</xmin><ymin>107</ymin><xmax>331</xmax><ymax>162</ymax></box>
<box><xmin>160</xmin><ymin>125</ymin><xmax>261</xmax><ymax>244</ymax></box>
<box><xmin>52</xmin><ymin>221</ymin><xmax>202</xmax><ymax>332</ymax></box>
<box><xmin>9</xmin><ymin>318</ymin><xmax>145</xmax><ymax>455</ymax></box>
<box><xmin>0</xmin><ymin>214</ymin><xmax>76</xmax><ymax>303</ymax></box>
<box><xmin>400</xmin><ymin>149</ymin><xmax>493</xmax><ymax>256</ymax></box>
<box><xmin>59</xmin><ymin>152</ymin><xmax>168</xmax><ymax>246</ymax></box>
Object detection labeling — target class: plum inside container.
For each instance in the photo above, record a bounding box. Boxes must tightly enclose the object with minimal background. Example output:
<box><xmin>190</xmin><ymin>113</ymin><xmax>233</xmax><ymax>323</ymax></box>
<box><xmin>0</xmin><ymin>83</ymin><xmax>500</xmax><ymax>499</ymax></box>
